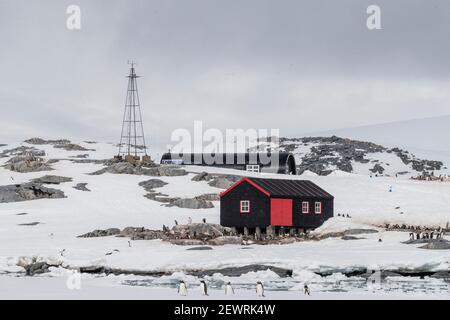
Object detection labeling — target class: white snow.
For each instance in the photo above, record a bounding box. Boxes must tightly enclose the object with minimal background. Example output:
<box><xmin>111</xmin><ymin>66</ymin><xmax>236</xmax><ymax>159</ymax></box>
<box><xmin>1</xmin><ymin>139</ymin><xmax>450</xmax><ymax>299</ymax></box>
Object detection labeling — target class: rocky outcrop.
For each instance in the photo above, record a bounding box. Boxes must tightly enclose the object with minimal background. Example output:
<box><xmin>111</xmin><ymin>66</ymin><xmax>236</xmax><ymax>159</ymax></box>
<box><xmin>119</xmin><ymin>227</ymin><xmax>165</xmax><ymax>240</ymax></box>
<box><xmin>24</xmin><ymin>138</ymin><xmax>70</xmax><ymax>145</ymax></box>
<box><xmin>18</xmin><ymin>222</ymin><xmax>41</xmax><ymax>226</ymax></box>
<box><xmin>91</xmin><ymin>162</ymin><xmax>187</xmax><ymax>177</ymax></box>
<box><xmin>171</xmin><ymin>223</ymin><xmax>232</xmax><ymax>238</ymax></box>
<box><xmin>390</xmin><ymin>147</ymin><xmax>443</xmax><ymax>172</ymax></box>
<box><xmin>191</xmin><ymin>172</ymin><xmax>241</xmax><ymax>189</ymax></box>
<box><xmin>262</xmin><ymin>136</ymin><xmax>445</xmax><ymax>176</ymax></box>
<box><xmin>419</xmin><ymin>241</ymin><xmax>450</xmax><ymax>250</ymax></box>
<box><xmin>169</xmin><ymin>239</ymin><xmax>206</xmax><ymax>246</ymax></box>
<box><xmin>188</xmin><ymin>264</ymin><xmax>293</xmax><ymax>278</ymax></box>
<box><xmin>0</xmin><ymin>183</ymin><xmax>65</xmax><ymax>203</ymax></box>
<box><xmin>0</xmin><ymin>146</ymin><xmax>45</xmax><ymax>158</ymax></box>
<box><xmin>207</xmin><ymin>236</ymin><xmax>242</xmax><ymax>245</ymax></box>
<box><xmin>54</xmin><ymin>143</ymin><xmax>93</xmax><ymax>151</ymax></box>
<box><xmin>138</xmin><ymin>179</ymin><xmax>168</xmax><ymax>192</ymax></box>
<box><xmin>186</xmin><ymin>246</ymin><xmax>213</xmax><ymax>250</ymax></box>
<box><xmin>370</xmin><ymin>164</ymin><xmax>385</xmax><ymax>174</ymax></box>
<box><xmin>166</xmin><ymin>198</ymin><xmax>214</xmax><ymax>209</ymax></box>
<box><xmin>73</xmin><ymin>183</ymin><xmax>91</xmax><ymax>191</ymax></box>
<box><xmin>208</xmin><ymin>176</ymin><xmax>236</xmax><ymax>189</ymax></box>
<box><xmin>191</xmin><ymin>171</ymin><xmax>209</xmax><ymax>181</ymax></box>
<box><xmin>31</xmin><ymin>175</ymin><xmax>73</xmax><ymax>184</ymax></box>
<box><xmin>195</xmin><ymin>193</ymin><xmax>220</xmax><ymax>201</ymax></box>
<box><xmin>5</xmin><ymin>159</ymin><xmax>52</xmax><ymax>173</ymax></box>
<box><xmin>78</xmin><ymin>228</ymin><xmax>121</xmax><ymax>238</ymax></box>
<box><xmin>70</xmin><ymin>154</ymin><xmax>89</xmax><ymax>159</ymax></box>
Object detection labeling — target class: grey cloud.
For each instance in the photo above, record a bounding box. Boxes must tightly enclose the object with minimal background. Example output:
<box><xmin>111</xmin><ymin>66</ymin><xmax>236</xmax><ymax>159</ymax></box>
<box><xmin>0</xmin><ymin>0</ymin><xmax>449</xmax><ymax>152</ymax></box>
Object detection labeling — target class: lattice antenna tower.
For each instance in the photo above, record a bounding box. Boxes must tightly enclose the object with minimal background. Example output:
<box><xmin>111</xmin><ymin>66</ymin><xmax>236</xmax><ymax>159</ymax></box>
<box><xmin>118</xmin><ymin>61</ymin><xmax>148</xmax><ymax>157</ymax></box>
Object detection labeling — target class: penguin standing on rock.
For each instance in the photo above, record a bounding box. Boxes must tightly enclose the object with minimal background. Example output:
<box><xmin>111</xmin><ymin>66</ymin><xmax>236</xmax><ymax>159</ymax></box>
<box><xmin>178</xmin><ymin>280</ymin><xmax>188</xmax><ymax>296</ymax></box>
<box><xmin>256</xmin><ymin>281</ymin><xmax>265</xmax><ymax>297</ymax></box>
<box><xmin>200</xmin><ymin>280</ymin><xmax>209</xmax><ymax>296</ymax></box>
<box><xmin>225</xmin><ymin>282</ymin><xmax>235</xmax><ymax>296</ymax></box>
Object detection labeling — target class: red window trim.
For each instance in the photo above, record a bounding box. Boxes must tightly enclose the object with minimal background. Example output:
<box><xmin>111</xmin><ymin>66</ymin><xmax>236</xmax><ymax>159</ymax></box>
<box><xmin>314</xmin><ymin>201</ymin><xmax>322</xmax><ymax>215</ymax></box>
<box><xmin>302</xmin><ymin>201</ymin><xmax>310</xmax><ymax>214</ymax></box>
<box><xmin>240</xmin><ymin>200</ymin><xmax>250</xmax><ymax>214</ymax></box>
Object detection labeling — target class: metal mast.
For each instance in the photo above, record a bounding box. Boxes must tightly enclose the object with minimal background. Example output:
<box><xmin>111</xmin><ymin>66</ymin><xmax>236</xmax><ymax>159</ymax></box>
<box><xmin>118</xmin><ymin>62</ymin><xmax>148</xmax><ymax>157</ymax></box>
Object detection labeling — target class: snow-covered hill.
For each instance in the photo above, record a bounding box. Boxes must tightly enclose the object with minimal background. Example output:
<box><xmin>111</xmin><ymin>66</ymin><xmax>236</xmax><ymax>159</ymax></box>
<box><xmin>315</xmin><ymin>115</ymin><xmax>450</xmax><ymax>165</ymax></box>
<box><xmin>1</xmin><ymin>138</ymin><xmax>450</xmax><ymax>299</ymax></box>
<box><xmin>253</xmin><ymin>136</ymin><xmax>448</xmax><ymax>177</ymax></box>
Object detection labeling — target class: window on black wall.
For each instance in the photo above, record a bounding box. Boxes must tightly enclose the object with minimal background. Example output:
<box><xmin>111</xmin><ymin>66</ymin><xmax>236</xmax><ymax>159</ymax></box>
<box><xmin>240</xmin><ymin>200</ymin><xmax>250</xmax><ymax>214</ymax></box>
<box><xmin>302</xmin><ymin>201</ymin><xmax>309</xmax><ymax>214</ymax></box>
<box><xmin>315</xmin><ymin>202</ymin><xmax>322</xmax><ymax>214</ymax></box>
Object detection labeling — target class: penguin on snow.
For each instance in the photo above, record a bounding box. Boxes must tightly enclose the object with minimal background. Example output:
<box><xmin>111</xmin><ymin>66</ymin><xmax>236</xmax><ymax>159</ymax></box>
<box><xmin>225</xmin><ymin>282</ymin><xmax>235</xmax><ymax>296</ymax></box>
<box><xmin>200</xmin><ymin>280</ymin><xmax>209</xmax><ymax>296</ymax></box>
<box><xmin>256</xmin><ymin>281</ymin><xmax>265</xmax><ymax>297</ymax></box>
<box><xmin>178</xmin><ymin>280</ymin><xmax>188</xmax><ymax>296</ymax></box>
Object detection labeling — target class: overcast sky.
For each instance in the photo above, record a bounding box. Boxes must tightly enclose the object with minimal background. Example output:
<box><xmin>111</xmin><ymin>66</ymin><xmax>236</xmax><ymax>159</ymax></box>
<box><xmin>1</xmin><ymin>0</ymin><xmax>450</xmax><ymax>151</ymax></box>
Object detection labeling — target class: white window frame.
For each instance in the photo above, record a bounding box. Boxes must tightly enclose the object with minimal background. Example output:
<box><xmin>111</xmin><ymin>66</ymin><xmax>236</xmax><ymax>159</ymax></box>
<box><xmin>302</xmin><ymin>201</ymin><xmax>309</xmax><ymax>214</ymax></box>
<box><xmin>240</xmin><ymin>200</ymin><xmax>250</xmax><ymax>213</ymax></box>
<box><xmin>314</xmin><ymin>202</ymin><xmax>322</xmax><ymax>214</ymax></box>
<box><xmin>246</xmin><ymin>164</ymin><xmax>260</xmax><ymax>173</ymax></box>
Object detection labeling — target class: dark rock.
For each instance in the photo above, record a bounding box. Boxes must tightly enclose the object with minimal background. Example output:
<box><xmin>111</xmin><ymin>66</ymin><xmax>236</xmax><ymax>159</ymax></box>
<box><xmin>31</xmin><ymin>175</ymin><xmax>73</xmax><ymax>184</ymax></box>
<box><xmin>18</xmin><ymin>222</ymin><xmax>41</xmax><ymax>226</ymax></box>
<box><xmin>54</xmin><ymin>143</ymin><xmax>93</xmax><ymax>151</ymax></box>
<box><xmin>166</xmin><ymin>198</ymin><xmax>214</xmax><ymax>209</ymax></box>
<box><xmin>0</xmin><ymin>183</ymin><xmax>65</xmax><ymax>203</ymax></box>
<box><xmin>208</xmin><ymin>177</ymin><xmax>236</xmax><ymax>189</ymax></box>
<box><xmin>78</xmin><ymin>228</ymin><xmax>121</xmax><ymax>238</ymax></box>
<box><xmin>0</xmin><ymin>146</ymin><xmax>45</xmax><ymax>158</ymax></box>
<box><xmin>24</xmin><ymin>138</ymin><xmax>70</xmax><ymax>145</ymax></box>
<box><xmin>341</xmin><ymin>235</ymin><xmax>364</xmax><ymax>240</ymax></box>
<box><xmin>73</xmin><ymin>183</ymin><xmax>90</xmax><ymax>192</ymax></box>
<box><xmin>419</xmin><ymin>240</ymin><xmax>450</xmax><ymax>250</ymax></box>
<box><xmin>195</xmin><ymin>193</ymin><xmax>220</xmax><ymax>201</ymax></box>
<box><xmin>118</xmin><ymin>227</ymin><xmax>165</xmax><ymax>240</ymax></box>
<box><xmin>186</xmin><ymin>246</ymin><xmax>213</xmax><ymax>251</ymax></box>
<box><xmin>138</xmin><ymin>179</ymin><xmax>168</xmax><ymax>192</ymax></box>
<box><xmin>170</xmin><ymin>239</ymin><xmax>205</xmax><ymax>246</ymax></box>
<box><xmin>191</xmin><ymin>172</ymin><xmax>209</xmax><ymax>181</ymax></box>
<box><xmin>207</xmin><ymin>236</ymin><xmax>242</xmax><ymax>245</ymax></box>
<box><xmin>370</xmin><ymin>164</ymin><xmax>385</xmax><ymax>174</ymax></box>
<box><xmin>90</xmin><ymin>162</ymin><xmax>187</xmax><ymax>177</ymax></box>
<box><xmin>24</xmin><ymin>262</ymin><xmax>52</xmax><ymax>276</ymax></box>
<box><xmin>70</xmin><ymin>154</ymin><xmax>89</xmax><ymax>159</ymax></box>
<box><xmin>171</xmin><ymin>223</ymin><xmax>231</xmax><ymax>238</ymax></box>
<box><xmin>343</xmin><ymin>229</ymin><xmax>378</xmax><ymax>235</ymax></box>
<box><xmin>187</xmin><ymin>264</ymin><xmax>293</xmax><ymax>278</ymax></box>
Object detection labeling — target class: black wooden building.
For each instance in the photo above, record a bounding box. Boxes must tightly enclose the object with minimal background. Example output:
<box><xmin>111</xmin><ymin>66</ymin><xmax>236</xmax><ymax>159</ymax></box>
<box><xmin>220</xmin><ymin>177</ymin><xmax>333</xmax><ymax>232</ymax></box>
<box><xmin>160</xmin><ymin>152</ymin><xmax>296</xmax><ymax>175</ymax></box>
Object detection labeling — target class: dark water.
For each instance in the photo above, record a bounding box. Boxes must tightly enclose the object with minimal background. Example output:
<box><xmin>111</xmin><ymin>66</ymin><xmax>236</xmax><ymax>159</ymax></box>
<box><xmin>122</xmin><ymin>275</ymin><xmax>450</xmax><ymax>295</ymax></box>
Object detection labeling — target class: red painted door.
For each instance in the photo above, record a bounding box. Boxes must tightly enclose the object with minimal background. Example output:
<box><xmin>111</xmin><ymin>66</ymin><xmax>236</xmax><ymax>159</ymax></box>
<box><xmin>270</xmin><ymin>198</ymin><xmax>293</xmax><ymax>226</ymax></box>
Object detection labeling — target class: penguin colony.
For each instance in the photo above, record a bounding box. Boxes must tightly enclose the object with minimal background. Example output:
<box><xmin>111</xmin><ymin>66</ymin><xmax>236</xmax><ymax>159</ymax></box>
<box><xmin>177</xmin><ymin>280</ymin><xmax>309</xmax><ymax>297</ymax></box>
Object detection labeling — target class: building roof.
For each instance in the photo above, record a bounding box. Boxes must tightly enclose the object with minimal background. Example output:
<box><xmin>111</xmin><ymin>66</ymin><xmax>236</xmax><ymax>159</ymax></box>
<box><xmin>220</xmin><ymin>177</ymin><xmax>334</xmax><ymax>199</ymax></box>
<box><xmin>160</xmin><ymin>152</ymin><xmax>294</xmax><ymax>166</ymax></box>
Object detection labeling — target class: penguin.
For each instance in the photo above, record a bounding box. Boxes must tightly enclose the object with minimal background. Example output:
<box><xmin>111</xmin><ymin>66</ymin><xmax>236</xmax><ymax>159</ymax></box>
<box><xmin>256</xmin><ymin>281</ymin><xmax>265</xmax><ymax>297</ymax></box>
<box><xmin>200</xmin><ymin>280</ymin><xmax>209</xmax><ymax>296</ymax></box>
<box><xmin>178</xmin><ymin>280</ymin><xmax>188</xmax><ymax>296</ymax></box>
<box><xmin>304</xmin><ymin>284</ymin><xmax>311</xmax><ymax>295</ymax></box>
<box><xmin>225</xmin><ymin>282</ymin><xmax>234</xmax><ymax>296</ymax></box>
